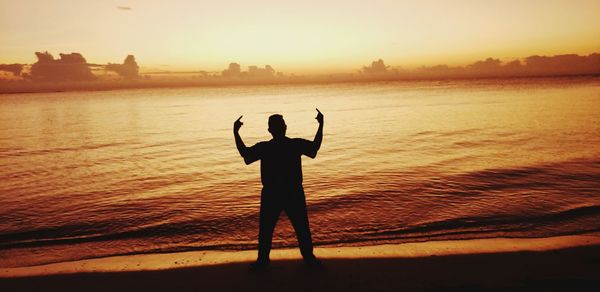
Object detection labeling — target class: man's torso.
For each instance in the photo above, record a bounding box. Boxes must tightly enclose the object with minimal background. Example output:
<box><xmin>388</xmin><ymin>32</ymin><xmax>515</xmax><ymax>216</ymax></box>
<box><xmin>255</xmin><ymin>137</ymin><xmax>309</xmax><ymax>191</ymax></box>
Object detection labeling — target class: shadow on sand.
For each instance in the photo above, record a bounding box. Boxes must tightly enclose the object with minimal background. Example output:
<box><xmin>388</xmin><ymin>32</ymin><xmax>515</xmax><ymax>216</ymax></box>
<box><xmin>2</xmin><ymin>245</ymin><xmax>599</xmax><ymax>292</ymax></box>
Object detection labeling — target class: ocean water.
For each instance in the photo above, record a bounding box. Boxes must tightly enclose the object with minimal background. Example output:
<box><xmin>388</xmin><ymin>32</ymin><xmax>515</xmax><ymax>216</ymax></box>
<box><xmin>1</xmin><ymin>77</ymin><xmax>599</xmax><ymax>267</ymax></box>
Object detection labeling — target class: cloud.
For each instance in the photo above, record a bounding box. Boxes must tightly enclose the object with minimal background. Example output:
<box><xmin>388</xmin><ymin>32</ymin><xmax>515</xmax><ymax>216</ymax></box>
<box><xmin>117</xmin><ymin>6</ymin><xmax>132</xmax><ymax>10</ymax></box>
<box><xmin>360</xmin><ymin>53</ymin><xmax>600</xmax><ymax>79</ymax></box>
<box><xmin>105</xmin><ymin>55</ymin><xmax>140</xmax><ymax>79</ymax></box>
<box><xmin>222</xmin><ymin>63</ymin><xmax>277</xmax><ymax>78</ymax></box>
<box><xmin>362</xmin><ymin>59</ymin><xmax>389</xmax><ymax>74</ymax></box>
<box><xmin>0</xmin><ymin>64</ymin><xmax>23</xmax><ymax>76</ymax></box>
<box><xmin>222</xmin><ymin>63</ymin><xmax>241</xmax><ymax>77</ymax></box>
<box><xmin>425</xmin><ymin>53</ymin><xmax>600</xmax><ymax>77</ymax></box>
<box><xmin>29</xmin><ymin>52</ymin><xmax>96</xmax><ymax>82</ymax></box>
<box><xmin>247</xmin><ymin>65</ymin><xmax>275</xmax><ymax>77</ymax></box>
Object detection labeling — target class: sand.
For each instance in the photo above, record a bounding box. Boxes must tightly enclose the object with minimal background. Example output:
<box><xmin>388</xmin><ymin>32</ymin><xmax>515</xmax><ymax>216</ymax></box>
<box><xmin>1</xmin><ymin>235</ymin><xmax>599</xmax><ymax>291</ymax></box>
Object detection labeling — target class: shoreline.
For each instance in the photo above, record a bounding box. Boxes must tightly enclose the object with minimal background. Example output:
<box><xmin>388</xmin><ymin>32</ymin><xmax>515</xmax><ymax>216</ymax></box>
<box><xmin>2</xmin><ymin>234</ymin><xmax>599</xmax><ymax>278</ymax></box>
<box><xmin>1</xmin><ymin>75</ymin><xmax>599</xmax><ymax>95</ymax></box>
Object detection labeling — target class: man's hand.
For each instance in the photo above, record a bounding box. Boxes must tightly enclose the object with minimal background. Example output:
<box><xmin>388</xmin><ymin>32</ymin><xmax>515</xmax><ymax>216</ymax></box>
<box><xmin>233</xmin><ymin>115</ymin><xmax>244</xmax><ymax>132</ymax></box>
<box><xmin>315</xmin><ymin>108</ymin><xmax>324</xmax><ymax>125</ymax></box>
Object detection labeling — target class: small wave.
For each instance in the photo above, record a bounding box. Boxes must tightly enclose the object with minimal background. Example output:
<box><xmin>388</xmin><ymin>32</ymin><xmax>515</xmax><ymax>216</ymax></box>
<box><xmin>364</xmin><ymin>205</ymin><xmax>600</xmax><ymax>238</ymax></box>
<box><xmin>0</xmin><ymin>212</ymin><xmax>259</xmax><ymax>250</ymax></box>
<box><xmin>0</xmin><ymin>141</ymin><xmax>133</xmax><ymax>158</ymax></box>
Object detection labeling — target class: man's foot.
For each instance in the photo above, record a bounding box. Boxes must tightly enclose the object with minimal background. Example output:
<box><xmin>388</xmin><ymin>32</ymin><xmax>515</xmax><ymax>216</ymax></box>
<box><xmin>248</xmin><ymin>260</ymin><xmax>270</xmax><ymax>272</ymax></box>
<box><xmin>303</xmin><ymin>256</ymin><xmax>323</xmax><ymax>268</ymax></box>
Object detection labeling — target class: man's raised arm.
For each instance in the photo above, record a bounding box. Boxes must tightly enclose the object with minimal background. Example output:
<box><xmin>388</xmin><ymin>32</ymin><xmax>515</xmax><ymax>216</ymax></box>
<box><xmin>234</xmin><ymin>116</ymin><xmax>263</xmax><ymax>165</ymax></box>
<box><xmin>306</xmin><ymin>108</ymin><xmax>324</xmax><ymax>158</ymax></box>
<box><xmin>233</xmin><ymin>116</ymin><xmax>250</xmax><ymax>161</ymax></box>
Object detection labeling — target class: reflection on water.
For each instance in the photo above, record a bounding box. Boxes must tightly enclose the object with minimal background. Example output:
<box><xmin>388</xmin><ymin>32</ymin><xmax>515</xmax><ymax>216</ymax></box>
<box><xmin>1</xmin><ymin>77</ymin><xmax>599</xmax><ymax>267</ymax></box>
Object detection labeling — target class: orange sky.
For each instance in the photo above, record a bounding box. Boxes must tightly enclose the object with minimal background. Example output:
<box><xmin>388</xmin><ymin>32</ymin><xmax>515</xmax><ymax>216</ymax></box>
<box><xmin>1</xmin><ymin>0</ymin><xmax>599</xmax><ymax>73</ymax></box>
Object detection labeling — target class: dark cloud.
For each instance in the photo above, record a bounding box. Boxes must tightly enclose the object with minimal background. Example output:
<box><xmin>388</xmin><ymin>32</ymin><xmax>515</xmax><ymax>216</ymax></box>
<box><xmin>105</xmin><ymin>55</ymin><xmax>140</xmax><ymax>79</ymax></box>
<box><xmin>361</xmin><ymin>53</ymin><xmax>600</xmax><ymax>79</ymax></box>
<box><xmin>522</xmin><ymin>54</ymin><xmax>600</xmax><ymax>76</ymax></box>
<box><xmin>424</xmin><ymin>53</ymin><xmax>600</xmax><ymax>77</ymax></box>
<box><xmin>221</xmin><ymin>63</ymin><xmax>277</xmax><ymax>78</ymax></box>
<box><xmin>247</xmin><ymin>65</ymin><xmax>275</xmax><ymax>77</ymax></box>
<box><xmin>29</xmin><ymin>52</ymin><xmax>96</xmax><ymax>82</ymax></box>
<box><xmin>222</xmin><ymin>63</ymin><xmax>241</xmax><ymax>77</ymax></box>
<box><xmin>0</xmin><ymin>64</ymin><xmax>23</xmax><ymax>76</ymax></box>
<box><xmin>362</xmin><ymin>59</ymin><xmax>389</xmax><ymax>74</ymax></box>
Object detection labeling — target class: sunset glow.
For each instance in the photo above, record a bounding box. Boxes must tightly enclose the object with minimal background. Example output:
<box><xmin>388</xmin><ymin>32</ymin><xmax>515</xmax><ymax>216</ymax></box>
<box><xmin>1</xmin><ymin>0</ymin><xmax>599</xmax><ymax>73</ymax></box>
<box><xmin>2</xmin><ymin>1</ymin><xmax>600</xmax><ymax>290</ymax></box>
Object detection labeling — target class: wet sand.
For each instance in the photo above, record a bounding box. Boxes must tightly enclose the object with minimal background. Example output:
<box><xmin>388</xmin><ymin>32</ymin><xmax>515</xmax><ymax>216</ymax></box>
<box><xmin>1</xmin><ymin>235</ymin><xmax>599</xmax><ymax>291</ymax></box>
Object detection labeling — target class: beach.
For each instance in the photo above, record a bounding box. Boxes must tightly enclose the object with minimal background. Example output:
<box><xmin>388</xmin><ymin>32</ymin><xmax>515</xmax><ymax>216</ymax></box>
<box><xmin>2</xmin><ymin>235</ymin><xmax>599</xmax><ymax>291</ymax></box>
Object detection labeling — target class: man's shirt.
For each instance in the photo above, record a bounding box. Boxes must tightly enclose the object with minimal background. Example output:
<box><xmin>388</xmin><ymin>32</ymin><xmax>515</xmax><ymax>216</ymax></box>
<box><xmin>245</xmin><ymin>137</ymin><xmax>316</xmax><ymax>191</ymax></box>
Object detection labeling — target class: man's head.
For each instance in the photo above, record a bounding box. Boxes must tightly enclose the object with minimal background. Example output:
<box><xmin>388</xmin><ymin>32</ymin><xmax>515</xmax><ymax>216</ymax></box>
<box><xmin>268</xmin><ymin>114</ymin><xmax>287</xmax><ymax>138</ymax></box>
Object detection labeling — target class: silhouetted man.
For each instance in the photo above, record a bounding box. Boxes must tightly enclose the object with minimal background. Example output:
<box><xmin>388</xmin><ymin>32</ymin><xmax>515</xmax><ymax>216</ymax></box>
<box><xmin>233</xmin><ymin>109</ymin><xmax>324</xmax><ymax>269</ymax></box>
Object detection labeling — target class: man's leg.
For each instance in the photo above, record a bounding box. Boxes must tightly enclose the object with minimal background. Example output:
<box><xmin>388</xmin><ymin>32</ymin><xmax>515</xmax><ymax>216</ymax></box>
<box><xmin>257</xmin><ymin>191</ymin><xmax>282</xmax><ymax>264</ymax></box>
<box><xmin>285</xmin><ymin>191</ymin><xmax>316</xmax><ymax>261</ymax></box>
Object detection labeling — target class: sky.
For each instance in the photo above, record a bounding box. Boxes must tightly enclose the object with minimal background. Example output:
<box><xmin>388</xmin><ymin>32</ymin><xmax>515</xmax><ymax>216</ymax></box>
<box><xmin>1</xmin><ymin>0</ymin><xmax>599</xmax><ymax>73</ymax></box>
